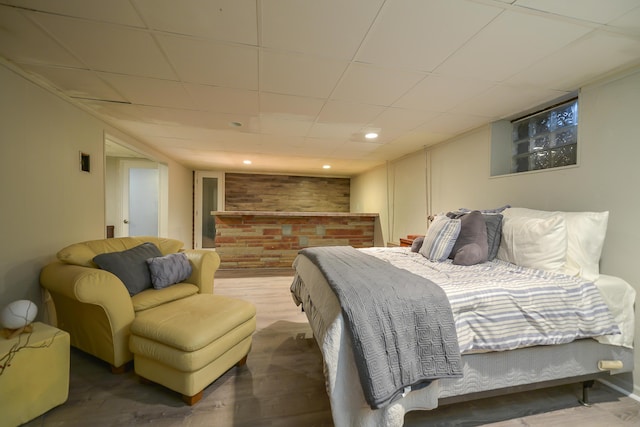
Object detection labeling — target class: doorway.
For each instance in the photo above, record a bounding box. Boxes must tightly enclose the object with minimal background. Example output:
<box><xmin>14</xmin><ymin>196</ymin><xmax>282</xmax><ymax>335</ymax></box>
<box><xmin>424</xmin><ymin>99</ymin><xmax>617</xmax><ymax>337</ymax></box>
<box><xmin>105</xmin><ymin>137</ymin><xmax>168</xmax><ymax>238</ymax></box>
<box><xmin>194</xmin><ymin>171</ymin><xmax>223</xmax><ymax>249</ymax></box>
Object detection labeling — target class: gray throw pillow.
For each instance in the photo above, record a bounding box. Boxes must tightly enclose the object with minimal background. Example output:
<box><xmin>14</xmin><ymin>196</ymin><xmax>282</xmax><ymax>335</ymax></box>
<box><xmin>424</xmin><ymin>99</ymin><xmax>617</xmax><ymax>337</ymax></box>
<box><xmin>448</xmin><ymin>210</ymin><xmax>503</xmax><ymax>261</ymax></box>
<box><xmin>93</xmin><ymin>242</ymin><xmax>162</xmax><ymax>296</ymax></box>
<box><xmin>146</xmin><ymin>252</ymin><xmax>193</xmax><ymax>289</ymax></box>
<box><xmin>450</xmin><ymin>210</ymin><xmax>489</xmax><ymax>266</ymax></box>
<box><xmin>484</xmin><ymin>214</ymin><xmax>504</xmax><ymax>261</ymax></box>
<box><xmin>410</xmin><ymin>236</ymin><xmax>424</xmax><ymax>253</ymax></box>
<box><xmin>453</xmin><ymin>243</ymin><xmax>485</xmax><ymax>266</ymax></box>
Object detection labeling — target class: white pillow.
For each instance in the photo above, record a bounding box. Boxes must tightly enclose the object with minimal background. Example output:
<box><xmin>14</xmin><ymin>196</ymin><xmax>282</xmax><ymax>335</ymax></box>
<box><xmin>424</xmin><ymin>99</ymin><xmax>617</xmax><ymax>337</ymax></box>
<box><xmin>497</xmin><ymin>215</ymin><xmax>567</xmax><ymax>272</ymax></box>
<box><xmin>502</xmin><ymin>208</ymin><xmax>608</xmax><ymax>281</ymax></box>
<box><xmin>561</xmin><ymin>211</ymin><xmax>608</xmax><ymax>281</ymax></box>
<box><xmin>419</xmin><ymin>215</ymin><xmax>461</xmax><ymax>262</ymax></box>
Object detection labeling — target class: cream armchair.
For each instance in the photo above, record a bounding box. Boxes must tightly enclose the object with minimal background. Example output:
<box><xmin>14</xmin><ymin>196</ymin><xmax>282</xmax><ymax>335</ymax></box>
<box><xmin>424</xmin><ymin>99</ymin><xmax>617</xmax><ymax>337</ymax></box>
<box><xmin>40</xmin><ymin>237</ymin><xmax>220</xmax><ymax>372</ymax></box>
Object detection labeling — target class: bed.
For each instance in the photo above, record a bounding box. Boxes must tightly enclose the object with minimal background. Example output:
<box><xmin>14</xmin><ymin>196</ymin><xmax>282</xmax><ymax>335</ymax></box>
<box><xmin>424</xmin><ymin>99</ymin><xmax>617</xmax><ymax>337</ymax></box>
<box><xmin>289</xmin><ymin>207</ymin><xmax>636</xmax><ymax>427</ymax></box>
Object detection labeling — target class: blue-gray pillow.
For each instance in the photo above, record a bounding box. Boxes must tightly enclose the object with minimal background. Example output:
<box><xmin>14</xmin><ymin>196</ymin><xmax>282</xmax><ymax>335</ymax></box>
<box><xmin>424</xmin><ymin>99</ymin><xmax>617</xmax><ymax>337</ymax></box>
<box><xmin>146</xmin><ymin>252</ymin><xmax>193</xmax><ymax>289</ymax></box>
<box><xmin>419</xmin><ymin>215</ymin><xmax>461</xmax><ymax>262</ymax></box>
<box><xmin>93</xmin><ymin>242</ymin><xmax>162</xmax><ymax>296</ymax></box>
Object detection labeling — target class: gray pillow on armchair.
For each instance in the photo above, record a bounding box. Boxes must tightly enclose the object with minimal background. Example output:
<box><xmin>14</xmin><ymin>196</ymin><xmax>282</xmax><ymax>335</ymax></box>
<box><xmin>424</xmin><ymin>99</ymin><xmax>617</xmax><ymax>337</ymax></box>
<box><xmin>93</xmin><ymin>242</ymin><xmax>163</xmax><ymax>295</ymax></box>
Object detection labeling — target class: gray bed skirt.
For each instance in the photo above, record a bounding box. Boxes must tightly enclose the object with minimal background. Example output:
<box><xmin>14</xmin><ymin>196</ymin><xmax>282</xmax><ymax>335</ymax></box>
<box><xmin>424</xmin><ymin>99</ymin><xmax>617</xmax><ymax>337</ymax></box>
<box><xmin>439</xmin><ymin>338</ymin><xmax>633</xmax><ymax>404</ymax></box>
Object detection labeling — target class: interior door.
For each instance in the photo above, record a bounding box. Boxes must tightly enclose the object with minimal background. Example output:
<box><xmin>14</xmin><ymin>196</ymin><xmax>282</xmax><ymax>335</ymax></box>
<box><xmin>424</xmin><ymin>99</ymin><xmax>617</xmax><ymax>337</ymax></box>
<box><xmin>121</xmin><ymin>160</ymin><xmax>160</xmax><ymax>237</ymax></box>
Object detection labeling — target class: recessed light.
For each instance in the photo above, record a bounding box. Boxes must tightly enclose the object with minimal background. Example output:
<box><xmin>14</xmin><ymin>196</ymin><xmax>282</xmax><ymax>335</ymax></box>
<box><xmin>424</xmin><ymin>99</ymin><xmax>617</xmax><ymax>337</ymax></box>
<box><xmin>243</xmin><ymin>160</ymin><xmax>252</xmax><ymax>165</ymax></box>
<box><xmin>365</xmin><ymin>132</ymin><xmax>378</xmax><ymax>139</ymax></box>
<box><xmin>322</xmin><ymin>164</ymin><xmax>331</xmax><ymax>169</ymax></box>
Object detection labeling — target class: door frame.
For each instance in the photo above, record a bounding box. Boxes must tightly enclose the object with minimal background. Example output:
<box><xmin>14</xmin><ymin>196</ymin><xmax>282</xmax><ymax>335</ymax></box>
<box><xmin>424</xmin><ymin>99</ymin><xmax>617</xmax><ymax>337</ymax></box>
<box><xmin>104</xmin><ymin>134</ymin><xmax>168</xmax><ymax>238</ymax></box>
<box><xmin>194</xmin><ymin>171</ymin><xmax>224</xmax><ymax>249</ymax></box>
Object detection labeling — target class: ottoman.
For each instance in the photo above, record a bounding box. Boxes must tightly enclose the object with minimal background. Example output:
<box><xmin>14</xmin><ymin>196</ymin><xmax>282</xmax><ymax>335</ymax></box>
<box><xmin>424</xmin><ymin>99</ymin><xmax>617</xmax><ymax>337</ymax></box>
<box><xmin>129</xmin><ymin>293</ymin><xmax>256</xmax><ymax>405</ymax></box>
<box><xmin>0</xmin><ymin>322</ymin><xmax>70</xmax><ymax>426</ymax></box>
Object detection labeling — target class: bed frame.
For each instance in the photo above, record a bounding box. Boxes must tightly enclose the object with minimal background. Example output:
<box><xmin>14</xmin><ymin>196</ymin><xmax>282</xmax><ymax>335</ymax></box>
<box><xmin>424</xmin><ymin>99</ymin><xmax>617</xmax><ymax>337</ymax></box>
<box><xmin>291</xmin><ymin>254</ymin><xmax>634</xmax><ymax>427</ymax></box>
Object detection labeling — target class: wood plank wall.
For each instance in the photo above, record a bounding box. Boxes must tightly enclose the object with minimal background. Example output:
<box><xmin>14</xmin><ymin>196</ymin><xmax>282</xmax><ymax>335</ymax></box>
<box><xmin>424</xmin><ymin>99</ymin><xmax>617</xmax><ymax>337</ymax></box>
<box><xmin>224</xmin><ymin>173</ymin><xmax>350</xmax><ymax>212</ymax></box>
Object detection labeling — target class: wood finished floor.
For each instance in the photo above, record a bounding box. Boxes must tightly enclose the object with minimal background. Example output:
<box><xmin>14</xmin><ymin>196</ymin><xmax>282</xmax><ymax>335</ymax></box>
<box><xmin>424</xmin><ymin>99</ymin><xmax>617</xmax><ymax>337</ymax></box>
<box><xmin>25</xmin><ymin>272</ymin><xmax>640</xmax><ymax>426</ymax></box>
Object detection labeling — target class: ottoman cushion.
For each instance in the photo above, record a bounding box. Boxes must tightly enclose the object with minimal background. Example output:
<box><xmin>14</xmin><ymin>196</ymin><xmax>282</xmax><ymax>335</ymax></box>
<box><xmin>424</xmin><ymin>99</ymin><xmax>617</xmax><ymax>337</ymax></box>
<box><xmin>130</xmin><ymin>294</ymin><xmax>256</xmax><ymax>372</ymax></box>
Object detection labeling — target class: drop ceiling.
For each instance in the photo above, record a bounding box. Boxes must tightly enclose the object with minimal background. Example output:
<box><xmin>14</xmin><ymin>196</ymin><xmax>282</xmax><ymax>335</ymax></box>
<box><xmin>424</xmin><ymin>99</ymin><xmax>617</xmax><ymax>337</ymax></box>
<box><xmin>1</xmin><ymin>0</ymin><xmax>639</xmax><ymax>176</ymax></box>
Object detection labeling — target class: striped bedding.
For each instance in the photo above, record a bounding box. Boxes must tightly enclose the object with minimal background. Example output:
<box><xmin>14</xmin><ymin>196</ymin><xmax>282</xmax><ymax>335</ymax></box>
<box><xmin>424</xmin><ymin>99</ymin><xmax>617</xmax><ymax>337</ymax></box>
<box><xmin>361</xmin><ymin>247</ymin><xmax>620</xmax><ymax>353</ymax></box>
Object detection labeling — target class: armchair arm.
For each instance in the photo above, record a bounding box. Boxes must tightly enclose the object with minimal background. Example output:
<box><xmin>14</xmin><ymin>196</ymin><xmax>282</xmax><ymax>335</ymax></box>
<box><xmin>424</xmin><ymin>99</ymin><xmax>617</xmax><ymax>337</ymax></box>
<box><xmin>40</xmin><ymin>261</ymin><xmax>135</xmax><ymax>368</ymax></box>
<box><xmin>183</xmin><ymin>250</ymin><xmax>221</xmax><ymax>294</ymax></box>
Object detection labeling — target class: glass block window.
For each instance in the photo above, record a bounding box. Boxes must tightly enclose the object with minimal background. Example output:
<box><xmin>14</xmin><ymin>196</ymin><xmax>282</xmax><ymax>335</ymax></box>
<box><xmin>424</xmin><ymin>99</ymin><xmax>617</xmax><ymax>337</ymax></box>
<box><xmin>512</xmin><ymin>99</ymin><xmax>578</xmax><ymax>173</ymax></box>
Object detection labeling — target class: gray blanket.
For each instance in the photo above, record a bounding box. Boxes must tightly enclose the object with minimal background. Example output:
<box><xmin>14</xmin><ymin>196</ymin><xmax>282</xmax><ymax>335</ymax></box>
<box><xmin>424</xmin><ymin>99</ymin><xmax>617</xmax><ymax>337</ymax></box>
<box><xmin>299</xmin><ymin>246</ymin><xmax>462</xmax><ymax>409</ymax></box>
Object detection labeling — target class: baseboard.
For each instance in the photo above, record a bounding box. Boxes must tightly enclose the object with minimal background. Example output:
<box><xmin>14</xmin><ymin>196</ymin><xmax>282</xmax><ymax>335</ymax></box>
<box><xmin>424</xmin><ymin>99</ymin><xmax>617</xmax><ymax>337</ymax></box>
<box><xmin>598</xmin><ymin>378</ymin><xmax>640</xmax><ymax>403</ymax></box>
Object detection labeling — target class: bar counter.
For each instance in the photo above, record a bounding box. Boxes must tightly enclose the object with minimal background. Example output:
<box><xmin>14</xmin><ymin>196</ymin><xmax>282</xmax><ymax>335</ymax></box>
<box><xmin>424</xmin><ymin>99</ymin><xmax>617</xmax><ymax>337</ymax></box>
<box><xmin>212</xmin><ymin>211</ymin><xmax>379</xmax><ymax>269</ymax></box>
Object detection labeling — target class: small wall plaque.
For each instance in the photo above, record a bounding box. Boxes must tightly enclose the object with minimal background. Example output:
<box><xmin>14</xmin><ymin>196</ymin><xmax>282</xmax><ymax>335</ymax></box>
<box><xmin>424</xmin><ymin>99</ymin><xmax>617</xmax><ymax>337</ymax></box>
<box><xmin>80</xmin><ymin>152</ymin><xmax>90</xmax><ymax>173</ymax></box>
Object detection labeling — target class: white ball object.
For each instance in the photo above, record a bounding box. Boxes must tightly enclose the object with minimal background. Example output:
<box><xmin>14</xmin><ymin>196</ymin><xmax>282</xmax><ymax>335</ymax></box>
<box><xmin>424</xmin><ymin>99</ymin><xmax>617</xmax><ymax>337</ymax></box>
<box><xmin>1</xmin><ymin>300</ymin><xmax>38</xmax><ymax>329</ymax></box>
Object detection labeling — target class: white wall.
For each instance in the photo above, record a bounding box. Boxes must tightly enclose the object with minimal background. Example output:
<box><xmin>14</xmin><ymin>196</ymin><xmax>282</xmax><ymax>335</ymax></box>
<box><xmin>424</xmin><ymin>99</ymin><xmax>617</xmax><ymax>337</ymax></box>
<box><xmin>0</xmin><ymin>64</ymin><xmax>194</xmax><ymax>318</ymax></box>
<box><xmin>352</xmin><ymin>66</ymin><xmax>640</xmax><ymax>394</ymax></box>
<box><xmin>351</xmin><ymin>164</ymin><xmax>389</xmax><ymax>243</ymax></box>
<box><xmin>351</xmin><ymin>153</ymin><xmax>428</xmax><ymax>244</ymax></box>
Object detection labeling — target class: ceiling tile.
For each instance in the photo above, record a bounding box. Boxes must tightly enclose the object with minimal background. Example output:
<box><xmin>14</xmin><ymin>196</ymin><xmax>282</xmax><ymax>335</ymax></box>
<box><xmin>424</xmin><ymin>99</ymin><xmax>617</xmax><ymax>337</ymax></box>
<box><xmin>159</xmin><ymin>34</ymin><xmax>258</xmax><ymax>89</ymax></box>
<box><xmin>31</xmin><ymin>14</ymin><xmax>177</xmax><ymax>79</ymax></box>
<box><xmin>19</xmin><ymin>64</ymin><xmax>127</xmax><ymax>101</ymax></box>
<box><xmin>100</xmin><ymin>73</ymin><xmax>195</xmax><ymax>109</ymax></box>
<box><xmin>259</xmin><ymin>92</ymin><xmax>324</xmax><ymax>120</ymax></box>
<box><xmin>258</xmin><ymin>115</ymin><xmax>313</xmax><ymax>137</ymax></box>
<box><xmin>81</xmin><ymin>100</ymin><xmax>147</xmax><ymax>122</ymax></box>
<box><xmin>261</xmin><ymin>0</ymin><xmax>384</xmax><ymax>59</ymax></box>
<box><xmin>453</xmin><ymin>83</ymin><xmax>568</xmax><ymax>119</ymax></box>
<box><xmin>327</xmin><ymin>141</ymin><xmax>385</xmax><ymax>159</ymax></box>
<box><xmin>260</xmin><ymin>134</ymin><xmax>306</xmax><ymax>147</ymax></box>
<box><xmin>514</xmin><ymin>0</ymin><xmax>640</xmax><ymax>25</ymax></box>
<box><xmin>394</xmin><ymin>74</ymin><xmax>496</xmax><ymax>112</ymax></box>
<box><xmin>129</xmin><ymin>104</ymin><xmax>257</xmax><ymax>131</ymax></box>
<box><xmin>0</xmin><ymin>6</ymin><xmax>83</xmax><ymax>67</ymax></box>
<box><xmin>300</xmin><ymin>138</ymin><xmax>345</xmax><ymax>157</ymax></box>
<box><xmin>608</xmin><ymin>6</ymin><xmax>640</xmax><ymax>35</ymax></box>
<box><xmin>111</xmin><ymin>122</ymin><xmax>178</xmax><ymax>138</ymax></box>
<box><xmin>331</xmin><ymin>63</ymin><xmax>426</xmax><ymax>106</ymax></box>
<box><xmin>435</xmin><ymin>10</ymin><xmax>592</xmax><ymax>82</ymax></box>
<box><xmin>185</xmin><ymin>84</ymin><xmax>259</xmax><ymax>115</ymax></box>
<box><xmin>508</xmin><ymin>31</ymin><xmax>640</xmax><ymax>90</ymax></box>
<box><xmin>317</xmin><ymin>100</ymin><xmax>385</xmax><ymax>125</ymax></box>
<box><xmin>158</xmin><ymin>126</ymin><xmax>232</xmax><ymax>141</ymax></box>
<box><xmin>260</xmin><ymin>50</ymin><xmax>348</xmax><ymax>98</ymax></box>
<box><xmin>368</xmin><ymin>107</ymin><xmax>438</xmax><ymax>131</ymax></box>
<box><xmin>416</xmin><ymin>112</ymin><xmax>493</xmax><ymax>136</ymax></box>
<box><xmin>134</xmin><ymin>0</ymin><xmax>257</xmax><ymax>45</ymax></box>
<box><xmin>356</xmin><ymin>0</ymin><xmax>503</xmax><ymax>71</ymax></box>
<box><xmin>388</xmin><ymin>131</ymin><xmax>450</xmax><ymax>149</ymax></box>
<box><xmin>307</xmin><ymin>122</ymin><xmax>361</xmax><ymax>139</ymax></box>
<box><xmin>1</xmin><ymin>0</ymin><xmax>145</xmax><ymax>26</ymax></box>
